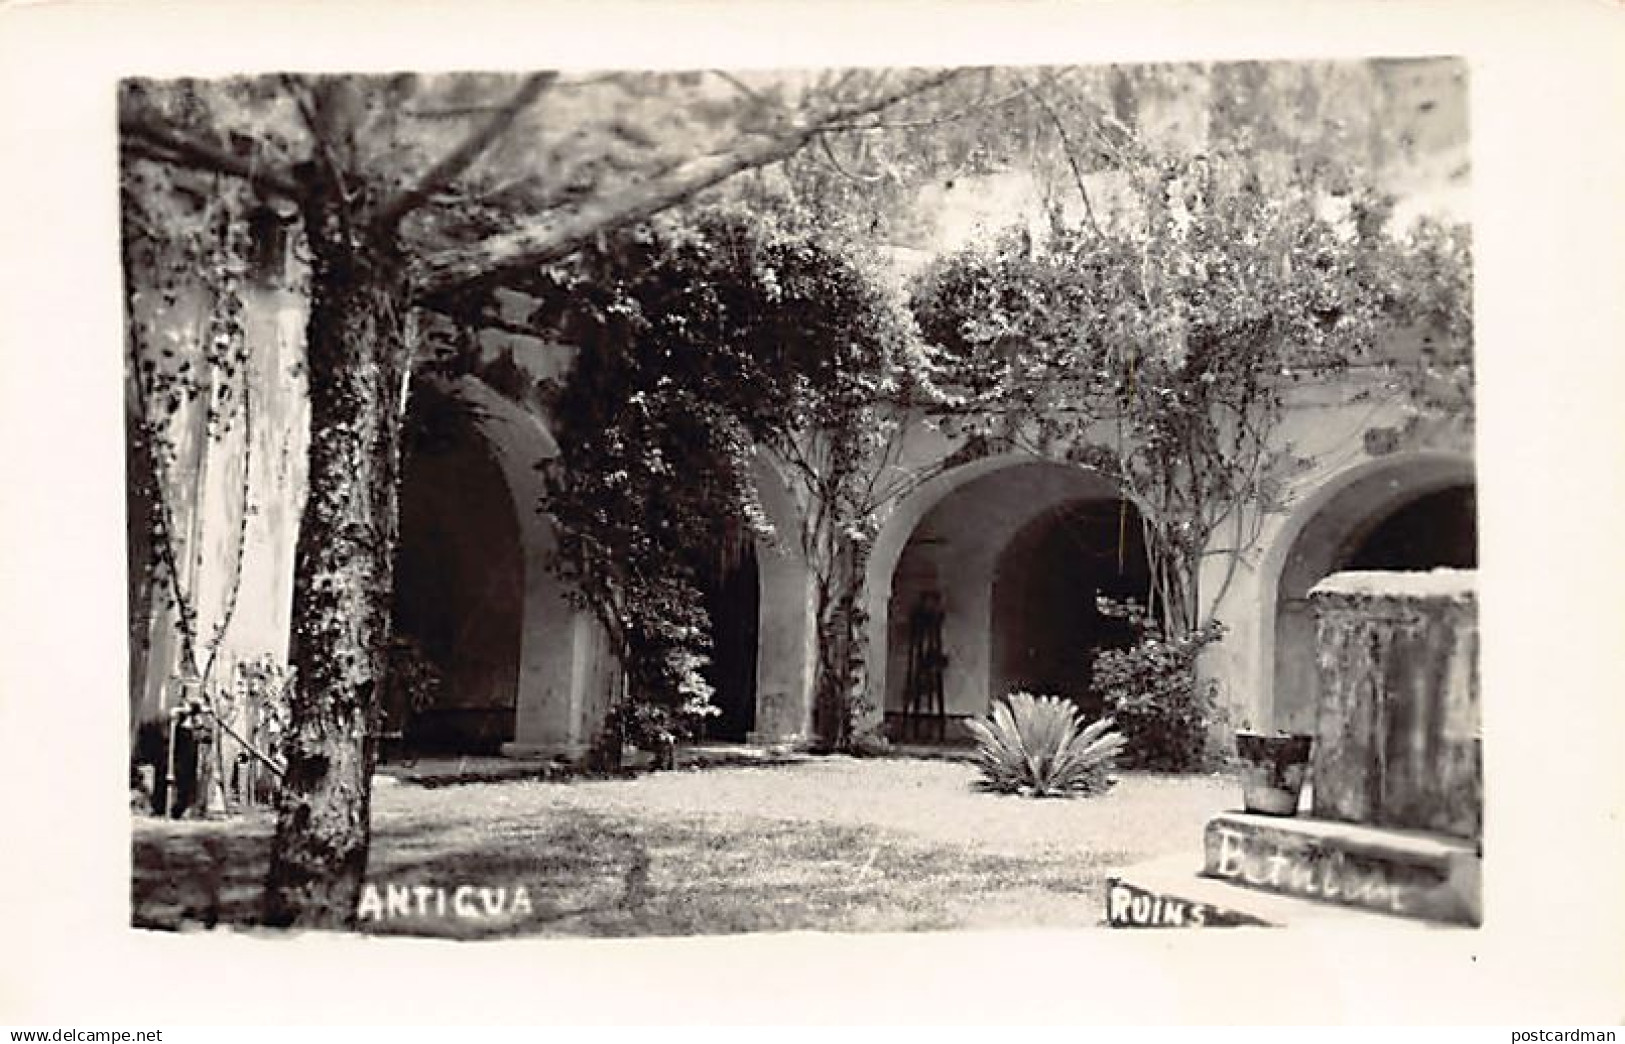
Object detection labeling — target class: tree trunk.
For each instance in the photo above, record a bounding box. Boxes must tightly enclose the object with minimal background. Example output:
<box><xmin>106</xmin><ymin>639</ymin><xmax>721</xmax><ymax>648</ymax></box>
<box><xmin>811</xmin><ymin>534</ymin><xmax>874</xmax><ymax>751</ymax></box>
<box><xmin>1144</xmin><ymin>517</ymin><xmax>1201</xmax><ymax>639</ymax></box>
<box><xmin>811</xmin><ymin>571</ymin><xmax>847</xmax><ymax>751</ymax></box>
<box><xmin>263</xmin><ymin>194</ymin><xmax>412</xmax><ymax>928</ymax></box>
<box><xmin>843</xmin><ymin>539</ymin><xmax>876</xmax><ymax>741</ymax></box>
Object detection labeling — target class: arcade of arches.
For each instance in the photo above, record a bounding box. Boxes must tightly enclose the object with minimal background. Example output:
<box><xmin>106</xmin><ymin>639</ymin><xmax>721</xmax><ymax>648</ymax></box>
<box><xmin>388</xmin><ymin>393</ymin><xmax>790</xmax><ymax>755</ymax></box>
<box><xmin>382</xmin><ymin>386</ymin><xmax>819</xmax><ymax>759</ymax></box>
<box><xmin>121</xmin><ymin>257</ymin><xmax>1477</xmax><ymax>768</ymax></box>
<box><xmin>380</xmin><ymin>392</ymin><xmax>1476</xmax><ymax>756</ymax></box>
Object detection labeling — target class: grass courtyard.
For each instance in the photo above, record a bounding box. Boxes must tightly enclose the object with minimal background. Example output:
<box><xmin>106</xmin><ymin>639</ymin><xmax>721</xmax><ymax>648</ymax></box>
<box><xmin>132</xmin><ymin>756</ymin><xmax>1236</xmax><ymax>938</ymax></box>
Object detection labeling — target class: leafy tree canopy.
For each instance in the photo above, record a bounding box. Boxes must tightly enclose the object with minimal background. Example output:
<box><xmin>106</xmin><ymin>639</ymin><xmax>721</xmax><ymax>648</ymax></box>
<box><xmin>907</xmin><ymin>126</ymin><xmax>1472</xmax><ymax>634</ymax></box>
<box><xmin>510</xmin><ymin>203</ymin><xmax>923</xmax><ymax>724</ymax></box>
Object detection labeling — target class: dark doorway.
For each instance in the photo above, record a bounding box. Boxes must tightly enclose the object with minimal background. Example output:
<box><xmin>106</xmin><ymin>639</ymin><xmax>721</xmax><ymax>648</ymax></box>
<box><xmin>1344</xmin><ymin>485</ymin><xmax>1477</xmax><ymax>570</ymax></box>
<box><xmin>391</xmin><ymin>389</ymin><xmax>524</xmax><ymax>756</ymax></box>
<box><xmin>702</xmin><ymin>542</ymin><xmax>760</xmax><ymax>742</ymax></box>
<box><xmin>991</xmin><ymin>498</ymin><xmax>1151</xmax><ymax>719</ymax></box>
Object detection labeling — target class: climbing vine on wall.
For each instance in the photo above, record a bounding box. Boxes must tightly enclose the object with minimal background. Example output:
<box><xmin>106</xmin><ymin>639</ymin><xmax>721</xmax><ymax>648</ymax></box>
<box><xmin>122</xmin><ymin>158</ymin><xmax>259</xmax><ymax>682</ymax></box>
<box><xmin>122</xmin><ymin>153</ymin><xmax>306</xmax><ymax>806</ymax></box>
<box><xmin>910</xmin><ymin>149</ymin><xmax>1473</xmax><ymax>643</ymax></box>
<box><xmin>513</xmin><ymin>204</ymin><xmax>929</xmax><ymax>745</ymax></box>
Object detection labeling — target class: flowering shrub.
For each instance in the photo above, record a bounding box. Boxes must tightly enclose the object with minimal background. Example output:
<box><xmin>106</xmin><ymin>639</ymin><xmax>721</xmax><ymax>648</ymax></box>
<box><xmin>1091</xmin><ymin>598</ymin><xmax>1223</xmax><ymax>771</ymax></box>
<box><xmin>605</xmin><ymin>700</ymin><xmax>682</xmax><ymax>752</ymax></box>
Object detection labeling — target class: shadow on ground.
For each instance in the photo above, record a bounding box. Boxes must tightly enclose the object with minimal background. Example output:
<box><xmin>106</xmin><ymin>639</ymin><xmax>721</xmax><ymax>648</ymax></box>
<box><xmin>133</xmin><ymin>760</ymin><xmax>1232</xmax><ymax>939</ymax></box>
<box><xmin>132</xmin><ymin>805</ymin><xmax>1132</xmax><ymax>939</ymax></box>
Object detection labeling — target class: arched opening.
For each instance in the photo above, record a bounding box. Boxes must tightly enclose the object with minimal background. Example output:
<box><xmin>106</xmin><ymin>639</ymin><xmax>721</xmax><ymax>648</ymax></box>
<box><xmin>391</xmin><ymin>389</ymin><xmax>525</xmax><ymax>756</ymax></box>
<box><xmin>701</xmin><ymin>537</ymin><xmax>760</xmax><ymax>742</ymax></box>
<box><xmin>875</xmin><ymin>458</ymin><xmax>1126</xmax><ymax>740</ymax></box>
<box><xmin>1269</xmin><ymin>456</ymin><xmax>1476</xmax><ymax>734</ymax></box>
<box><xmin>1345</xmin><ymin>486</ymin><xmax>1477</xmax><ymax>571</ymax></box>
<box><xmin>990</xmin><ymin>498</ymin><xmax>1150</xmax><ymax>719</ymax></box>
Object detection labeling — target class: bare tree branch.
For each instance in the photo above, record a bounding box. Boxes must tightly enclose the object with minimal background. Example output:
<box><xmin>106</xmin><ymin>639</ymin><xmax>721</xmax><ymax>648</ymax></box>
<box><xmin>414</xmin><ymin>67</ymin><xmax>971</xmax><ymax>301</ymax></box>
<box><xmin>374</xmin><ymin>71</ymin><xmax>557</xmax><ymax>233</ymax></box>
<box><xmin>1020</xmin><ymin>76</ymin><xmax>1103</xmax><ymax>238</ymax></box>
<box><xmin>816</xmin><ymin>131</ymin><xmax>887</xmax><ymax>183</ymax></box>
<box><xmin>120</xmin><ymin>113</ymin><xmax>301</xmax><ymax>200</ymax></box>
<box><xmin>282</xmin><ymin>74</ymin><xmax>351</xmax><ymax>199</ymax></box>
<box><xmin>708</xmin><ymin>70</ymin><xmax>767</xmax><ymax>103</ymax></box>
<box><xmin>817</xmin><ymin>70</ymin><xmax>1037</xmax><ymax>133</ymax></box>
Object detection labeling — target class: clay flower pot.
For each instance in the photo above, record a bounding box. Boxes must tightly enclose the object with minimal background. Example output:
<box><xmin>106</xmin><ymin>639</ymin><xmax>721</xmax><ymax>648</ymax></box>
<box><xmin>1235</xmin><ymin>730</ymin><xmax>1313</xmax><ymax>817</ymax></box>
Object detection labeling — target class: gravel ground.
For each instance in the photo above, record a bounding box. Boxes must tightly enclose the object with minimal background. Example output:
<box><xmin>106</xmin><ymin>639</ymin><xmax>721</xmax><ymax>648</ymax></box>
<box><xmin>431</xmin><ymin>756</ymin><xmax>1237</xmax><ymax>857</ymax></box>
<box><xmin>133</xmin><ymin>757</ymin><xmax>1237</xmax><ymax>937</ymax></box>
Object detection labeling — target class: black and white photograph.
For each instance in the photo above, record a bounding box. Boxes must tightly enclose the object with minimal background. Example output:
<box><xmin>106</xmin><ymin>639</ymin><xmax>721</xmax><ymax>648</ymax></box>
<box><xmin>117</xmin><ymin>56</ymin><xmax>1483</xmax><ymax>935</ymax></box>
<box><xmin>2</xmin><ymin>0</ymin><xmax>1623</xmax><ymax>1028</ymax></box>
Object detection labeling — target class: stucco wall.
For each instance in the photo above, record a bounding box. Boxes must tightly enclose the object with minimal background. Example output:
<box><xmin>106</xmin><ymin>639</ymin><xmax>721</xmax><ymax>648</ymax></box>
<box><xmin>747</xmin><ymin>457</ymin><xmax>817</xmax><ymax>746</ymax></box>
<box><xmin>128</xmin><ymin>248</ymin><xmax>309</xmax><ymax>736</ymax></box>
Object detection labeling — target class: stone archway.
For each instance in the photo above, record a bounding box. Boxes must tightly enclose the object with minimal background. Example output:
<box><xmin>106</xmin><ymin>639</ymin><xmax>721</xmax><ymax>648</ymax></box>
<box><xmin>865</xmin><ymin>455</ymin><xmax>1133</xmax><ymax>739</ymax></box>
<box><xmin>403</xmin><ymin>377</ymin><xmax>622</xmax><ymax>762</ymax></box>
<box><xmin>700</xmin><ymin>537</ymin><xmax>760</xmax><ymax>742</ymax></box>
<box><xmin>1262</xmin><ymin>452</ymin><xmax>1477</xmax><ymax>733</ymax></box>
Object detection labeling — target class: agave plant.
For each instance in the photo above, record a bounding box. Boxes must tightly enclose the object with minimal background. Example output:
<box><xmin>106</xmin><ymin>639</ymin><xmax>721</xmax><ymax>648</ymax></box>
<box><xmin>965</xmin><ymin>691</ymin><xmax>1127</xmax><ymax>797</ymax></box>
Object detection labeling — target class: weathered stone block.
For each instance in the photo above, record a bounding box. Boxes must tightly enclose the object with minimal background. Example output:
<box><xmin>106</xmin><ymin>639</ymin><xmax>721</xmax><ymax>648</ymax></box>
<box><xmin>1309</xmin><ymin>569</ymin><xmax>1480</xmax><ymax>840</ymax></box>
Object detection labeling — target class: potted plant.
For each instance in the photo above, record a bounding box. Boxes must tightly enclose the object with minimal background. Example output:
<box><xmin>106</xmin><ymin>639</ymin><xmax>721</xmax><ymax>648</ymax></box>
<box><xmin>1235</xmin><ymin>729</ymin><xmax>1313</xmax><ymax>816</ymax></box>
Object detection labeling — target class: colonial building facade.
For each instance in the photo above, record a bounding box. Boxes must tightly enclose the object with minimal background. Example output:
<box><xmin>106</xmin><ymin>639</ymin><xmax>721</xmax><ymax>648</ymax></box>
<box><xmin>128</xmin><ymin>305</ymin><xmax>1474</xmax><ymax>762</ymax></box>
<box><xmin>126</xmin><ymin>59</ymin><xmax>1473</xmax><ymax>767</ymax></box>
